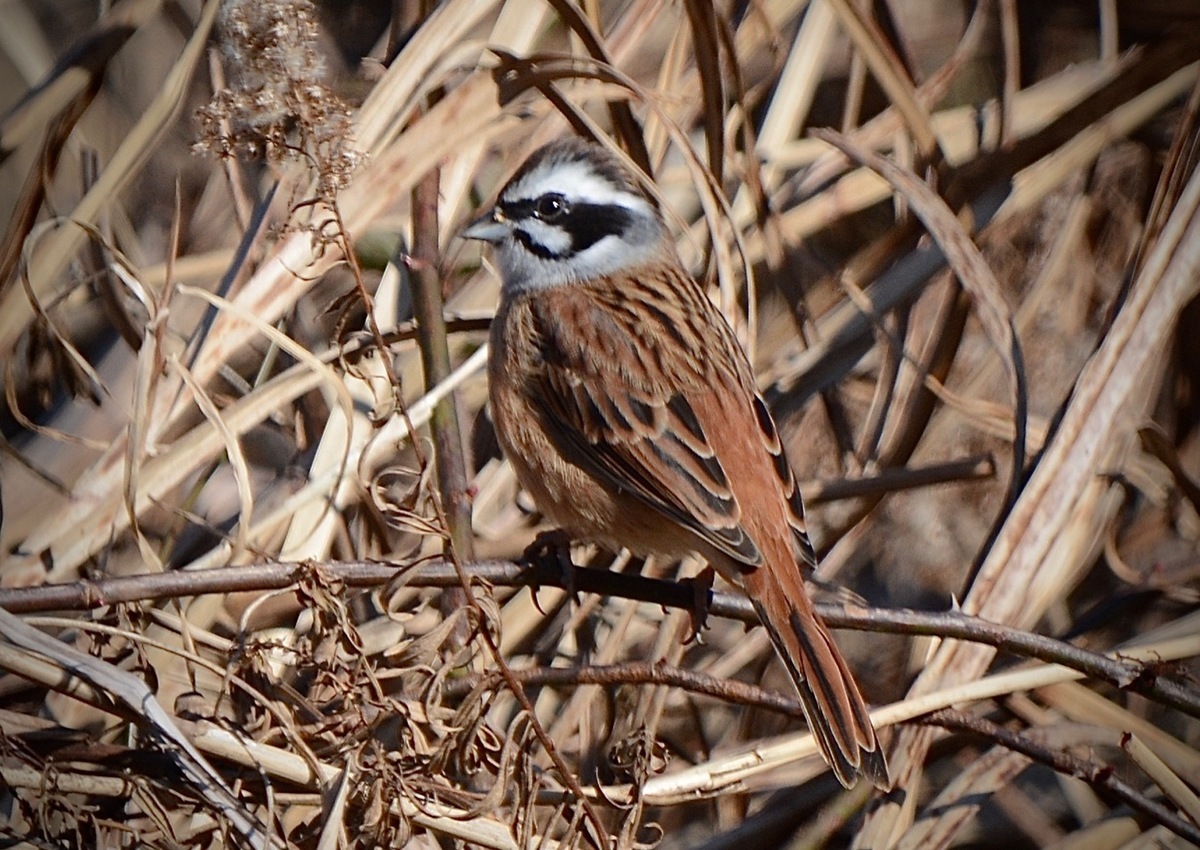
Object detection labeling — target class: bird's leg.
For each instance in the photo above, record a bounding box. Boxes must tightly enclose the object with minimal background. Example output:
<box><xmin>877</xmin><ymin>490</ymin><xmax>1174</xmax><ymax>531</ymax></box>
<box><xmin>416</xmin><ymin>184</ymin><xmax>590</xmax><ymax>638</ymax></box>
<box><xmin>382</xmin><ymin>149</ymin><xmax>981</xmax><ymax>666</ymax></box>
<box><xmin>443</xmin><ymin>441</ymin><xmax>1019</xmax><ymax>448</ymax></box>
<box><xmin>521</xmin><ymin>528</ymin><xmax>579</xmax><ymax>601</ymax></box>
<box><xmin>682</xmin><ymin>565</ymin><xmax>715</xmax><ymax>644</ymax></box>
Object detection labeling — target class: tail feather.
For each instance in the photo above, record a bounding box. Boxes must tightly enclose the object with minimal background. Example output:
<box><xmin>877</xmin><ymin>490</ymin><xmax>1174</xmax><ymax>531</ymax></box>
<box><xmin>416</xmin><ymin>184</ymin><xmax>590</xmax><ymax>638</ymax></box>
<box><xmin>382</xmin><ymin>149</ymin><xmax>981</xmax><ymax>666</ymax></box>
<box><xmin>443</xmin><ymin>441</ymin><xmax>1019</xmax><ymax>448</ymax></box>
<box><xmin>745</xmin><ymin>565</ymin><xmax>890</xmax><ymax>790</ymax></box>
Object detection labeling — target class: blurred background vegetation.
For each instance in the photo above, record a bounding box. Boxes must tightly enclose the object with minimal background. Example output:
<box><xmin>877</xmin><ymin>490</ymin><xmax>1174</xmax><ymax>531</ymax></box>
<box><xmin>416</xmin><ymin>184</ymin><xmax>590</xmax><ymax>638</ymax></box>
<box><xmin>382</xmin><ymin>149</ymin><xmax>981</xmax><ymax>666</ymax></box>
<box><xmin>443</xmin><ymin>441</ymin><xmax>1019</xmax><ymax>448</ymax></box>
<box><xmin>1</xmin><ymin>0</ymin><xmax>1199</xmax><ymax>847</ymax></box>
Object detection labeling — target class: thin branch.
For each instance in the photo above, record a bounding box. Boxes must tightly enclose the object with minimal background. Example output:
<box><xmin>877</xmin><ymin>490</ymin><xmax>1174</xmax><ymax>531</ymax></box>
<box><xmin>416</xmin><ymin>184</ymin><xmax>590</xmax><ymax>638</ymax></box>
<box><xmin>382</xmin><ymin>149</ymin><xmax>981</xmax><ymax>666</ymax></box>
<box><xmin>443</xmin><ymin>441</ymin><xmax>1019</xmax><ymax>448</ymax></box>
<box><xmin>923</xmin><ymin>709</ymin><xmax>1200</xmax><ymax>847</ymax></box>
<box><xmin>436</xmin><ymin>664</ymin><xmax>1200</xmax><ymax>843</ymax></box>
<box><xmin>804</xmin><ymin>452</ymin><xmax>994</xmax><ymax>504</ymax></box>
<box><xmin>408</xmin><ymin>147</ymin><xmax>474</xmax><ymax>560</ymax></box>
<box><xmin>1</xmin><ymin>558</ymin><xmax>1196</xmax><ymax>718</ymax></box>
<box><xmin>441</xmin><ymin>660</ymin><xmax>806</xmax><ymax>716</ymax></box>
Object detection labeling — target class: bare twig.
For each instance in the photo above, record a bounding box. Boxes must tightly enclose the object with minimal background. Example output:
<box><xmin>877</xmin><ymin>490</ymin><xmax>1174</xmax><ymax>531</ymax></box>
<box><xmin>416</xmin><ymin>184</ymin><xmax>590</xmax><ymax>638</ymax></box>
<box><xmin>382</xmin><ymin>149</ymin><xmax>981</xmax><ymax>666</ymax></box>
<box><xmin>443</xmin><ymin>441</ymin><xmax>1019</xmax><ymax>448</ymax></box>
<box><xmin>923</xmin><ymin>709</ymin><xmax>1200</xmax><ymax>847</ymax></box>
<box><xmin>1</xmin><ymin>558</ymin><xmax>1195</xmax><ymax>718</ymax></box>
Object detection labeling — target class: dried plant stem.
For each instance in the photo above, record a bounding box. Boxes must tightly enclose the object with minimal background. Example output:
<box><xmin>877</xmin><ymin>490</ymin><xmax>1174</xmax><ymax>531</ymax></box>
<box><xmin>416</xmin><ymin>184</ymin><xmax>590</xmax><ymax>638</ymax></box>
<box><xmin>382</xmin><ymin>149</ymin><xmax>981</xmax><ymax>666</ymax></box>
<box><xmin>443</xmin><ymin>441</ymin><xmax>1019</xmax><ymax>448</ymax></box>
<box><xmin>0</xmin><ymin>0</ymin><xmax>162</xmax><ymax>289</ymax></box>
<box><xmin>1</xmin><ymin>558</ymin><xmax>1195</xmax><ymax>718</ymax></box>
<box><xmin>3</xmin><ymin>3</ymin><xmax>1198</xmax><ymax>846</ymax></box>
<box><xmin>804</xmin><ymin>452</ymin><xmax>994</xmax><ymax>503</ymax></box>
<box><xmin>0</xmin><ymin>0</ymin><xmax>222</xmax><ymax>355</ymax></box>
<box><xmin>0</xmin><ymin>607</ymin><xmax>270</xmax><ymax>848</ymax></box>
<box><xmin>187</xmin><ymin>727</ymin><xmax>526</xmax><ymax>850</ymax></box>
<box><xmin>861</xmin><ymin>86</ymin><xmax>1200</xmax><ymax>845</ymax></box>
<box><xmin>409</xmin><ymin>165</ymin><xmax>473</xmax><ymax>560</ymax></box>
<box><xmin>408</xmin><ymin>160</ymin><xmax>606</xmax><ymax>843</ymax></box>
<box><xmin>924</xmin><ymin>709</ymin><xmax>1200</xmax><ymax>847</ymax></box>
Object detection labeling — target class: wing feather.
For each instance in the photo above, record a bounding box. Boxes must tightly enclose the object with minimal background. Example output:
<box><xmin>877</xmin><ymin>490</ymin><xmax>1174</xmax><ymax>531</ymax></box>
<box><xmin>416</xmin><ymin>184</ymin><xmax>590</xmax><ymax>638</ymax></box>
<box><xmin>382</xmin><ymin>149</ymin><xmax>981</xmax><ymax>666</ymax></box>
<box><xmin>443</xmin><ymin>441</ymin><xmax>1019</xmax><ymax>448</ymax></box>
<box><xmin>528</xmin><ymin>272</ymin><xmax>763</xmax><ymax>565</ymax></box>
<box><xmin>751</xmin><ymin>395</ymin><xmax>817</xmax><ymax>571</ymax></box>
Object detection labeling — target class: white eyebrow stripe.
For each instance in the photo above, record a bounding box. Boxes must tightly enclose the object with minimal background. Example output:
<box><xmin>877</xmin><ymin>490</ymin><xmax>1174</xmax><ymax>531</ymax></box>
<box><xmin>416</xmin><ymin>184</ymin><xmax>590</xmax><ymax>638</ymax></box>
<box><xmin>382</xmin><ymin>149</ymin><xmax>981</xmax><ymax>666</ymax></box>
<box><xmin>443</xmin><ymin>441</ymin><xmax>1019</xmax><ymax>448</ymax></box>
<box><xmin>504</xmin><ymin>160</ymin><xmax>649</xmax><ymax>211</ymax></box>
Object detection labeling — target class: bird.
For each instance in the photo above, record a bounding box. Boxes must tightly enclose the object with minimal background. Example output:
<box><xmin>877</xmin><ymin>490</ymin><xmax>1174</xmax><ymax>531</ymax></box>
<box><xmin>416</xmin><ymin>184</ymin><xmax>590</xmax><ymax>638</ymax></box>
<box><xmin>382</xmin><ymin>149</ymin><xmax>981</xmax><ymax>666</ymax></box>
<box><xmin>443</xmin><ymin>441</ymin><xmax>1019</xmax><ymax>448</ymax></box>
<box><xmin>462</xmin><ymin>136</ymin><xmax>889</xmax><ymax>789</ymax></box>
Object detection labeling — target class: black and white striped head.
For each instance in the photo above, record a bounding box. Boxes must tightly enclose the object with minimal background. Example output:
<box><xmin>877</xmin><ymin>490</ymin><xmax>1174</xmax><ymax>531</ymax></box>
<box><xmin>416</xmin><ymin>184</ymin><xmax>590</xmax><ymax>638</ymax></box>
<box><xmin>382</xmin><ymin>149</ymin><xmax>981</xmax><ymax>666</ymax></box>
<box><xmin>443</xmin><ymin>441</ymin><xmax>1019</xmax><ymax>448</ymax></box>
<box><xmin>463</xmin><ymin>138</ymin><xmax>669</xmax><ymax>294</ymax></box>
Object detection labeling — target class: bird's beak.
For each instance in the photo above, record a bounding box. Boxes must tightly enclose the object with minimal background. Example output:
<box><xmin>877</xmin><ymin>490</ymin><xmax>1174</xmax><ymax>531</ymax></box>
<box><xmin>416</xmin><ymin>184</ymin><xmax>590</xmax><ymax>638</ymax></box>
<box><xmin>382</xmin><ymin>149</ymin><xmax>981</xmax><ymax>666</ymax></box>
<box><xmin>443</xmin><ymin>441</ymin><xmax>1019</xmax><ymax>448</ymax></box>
<box><xmin>461</xmin><ymin>208</ymin><xmax>509</xmax><ymax>243</ymax></box>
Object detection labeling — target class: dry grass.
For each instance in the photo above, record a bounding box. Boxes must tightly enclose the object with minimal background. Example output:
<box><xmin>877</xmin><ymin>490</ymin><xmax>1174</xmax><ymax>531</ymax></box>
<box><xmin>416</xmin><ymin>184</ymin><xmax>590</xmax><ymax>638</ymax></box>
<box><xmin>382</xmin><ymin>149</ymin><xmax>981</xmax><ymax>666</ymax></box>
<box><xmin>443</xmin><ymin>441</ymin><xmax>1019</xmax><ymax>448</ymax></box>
<box><xmin>1</xmin><ymin>1</ymin><xmax>1199</xmax><ymax>848</ymax></box>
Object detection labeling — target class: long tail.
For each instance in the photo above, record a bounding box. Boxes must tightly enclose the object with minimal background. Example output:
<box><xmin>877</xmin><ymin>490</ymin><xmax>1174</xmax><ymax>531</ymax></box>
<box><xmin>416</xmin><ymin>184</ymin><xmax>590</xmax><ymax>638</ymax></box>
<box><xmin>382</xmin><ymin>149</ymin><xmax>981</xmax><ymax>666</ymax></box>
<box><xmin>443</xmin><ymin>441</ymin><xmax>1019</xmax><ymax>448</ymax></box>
<box><xmin>743</xmin><ymin>561</ymin><xmax>890</xmax><ymax>790</ymax></box>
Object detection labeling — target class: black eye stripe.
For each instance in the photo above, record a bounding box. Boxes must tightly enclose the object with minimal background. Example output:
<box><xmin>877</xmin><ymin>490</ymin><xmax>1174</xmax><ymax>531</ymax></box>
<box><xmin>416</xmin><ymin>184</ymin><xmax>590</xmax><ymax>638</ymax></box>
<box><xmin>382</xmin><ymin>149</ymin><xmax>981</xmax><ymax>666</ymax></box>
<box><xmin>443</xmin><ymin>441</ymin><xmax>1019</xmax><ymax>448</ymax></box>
<box><xmin>501</xmin><ymin>198</ymin><xmax>542</xmax><ymax>220</ymax></box>
<box><xmin>502</xmin><ymin>193</ymin><xmax>570</xmax><ymax>222</ymax></box>
<box><xmin>501</xmin><ymin>196</ymin><xmax>634</xmax><ymax>256</ymax></box>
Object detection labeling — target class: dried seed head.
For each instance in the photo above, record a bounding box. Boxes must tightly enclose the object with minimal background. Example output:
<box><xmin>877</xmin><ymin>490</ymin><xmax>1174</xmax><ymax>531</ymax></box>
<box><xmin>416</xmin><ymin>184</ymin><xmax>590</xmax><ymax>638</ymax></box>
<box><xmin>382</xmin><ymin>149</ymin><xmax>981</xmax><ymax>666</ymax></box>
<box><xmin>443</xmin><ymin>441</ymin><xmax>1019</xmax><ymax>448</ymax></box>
<box><xmin>193</xmin><ymin>0</ymin><xmax>359</xmax><ymax>207</ymax></box>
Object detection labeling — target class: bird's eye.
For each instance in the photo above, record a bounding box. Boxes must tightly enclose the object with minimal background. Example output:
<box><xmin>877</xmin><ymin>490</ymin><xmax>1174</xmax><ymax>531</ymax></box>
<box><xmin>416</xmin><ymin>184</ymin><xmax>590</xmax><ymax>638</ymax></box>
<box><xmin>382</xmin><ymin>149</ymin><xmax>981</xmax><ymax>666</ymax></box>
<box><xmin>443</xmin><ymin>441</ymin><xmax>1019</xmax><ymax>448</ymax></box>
<box><xmin>534</xmin><ymin>193</ymin><xmax>569</xmax><ymax>222</ymax></box>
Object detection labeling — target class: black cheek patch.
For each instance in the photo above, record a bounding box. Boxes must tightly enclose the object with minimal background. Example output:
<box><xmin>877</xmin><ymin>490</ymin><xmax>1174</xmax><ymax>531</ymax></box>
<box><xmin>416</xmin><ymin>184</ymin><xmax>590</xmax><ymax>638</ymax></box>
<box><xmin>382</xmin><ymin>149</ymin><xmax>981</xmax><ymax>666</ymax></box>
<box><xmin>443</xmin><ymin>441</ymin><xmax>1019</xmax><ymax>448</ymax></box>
<box><xmin>567</xmin><ymin>204</ymin><xmax>635</xmax><ymax>252</ymax></box>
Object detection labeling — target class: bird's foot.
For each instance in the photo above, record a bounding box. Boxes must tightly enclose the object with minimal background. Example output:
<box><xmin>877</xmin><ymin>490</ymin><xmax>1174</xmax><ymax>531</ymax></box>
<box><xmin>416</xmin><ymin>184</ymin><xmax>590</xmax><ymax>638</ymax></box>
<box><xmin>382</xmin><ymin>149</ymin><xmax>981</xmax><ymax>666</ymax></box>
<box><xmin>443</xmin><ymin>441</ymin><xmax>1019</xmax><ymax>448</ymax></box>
<box><xmin>682</xmin><ymin>566</ymin><xmax>715</xmax><ymax>644</ymax></box>
<box><xmin>521</xmin><ymin>529</ymin><xmax>579</xmax><ymax>601</ymax></box>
